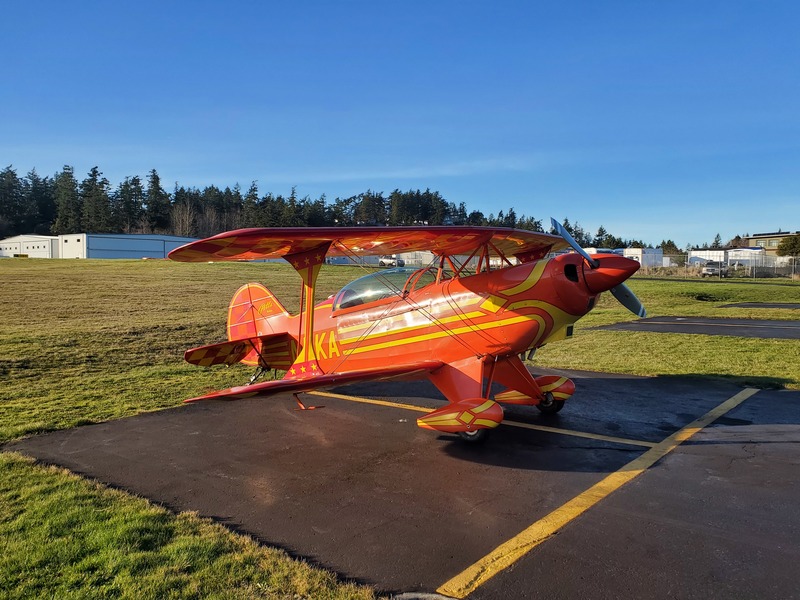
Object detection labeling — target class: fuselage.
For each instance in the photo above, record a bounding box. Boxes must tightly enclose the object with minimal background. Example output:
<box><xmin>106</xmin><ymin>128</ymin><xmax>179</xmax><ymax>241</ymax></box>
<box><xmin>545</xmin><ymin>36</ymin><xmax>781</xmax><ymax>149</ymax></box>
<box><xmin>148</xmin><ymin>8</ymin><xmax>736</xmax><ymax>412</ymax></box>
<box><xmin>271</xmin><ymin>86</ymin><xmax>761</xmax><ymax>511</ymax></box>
<box><xmin>281</xmin><ymin>252</ymin><xmax>637</xmax><ymax>374</ymax></box>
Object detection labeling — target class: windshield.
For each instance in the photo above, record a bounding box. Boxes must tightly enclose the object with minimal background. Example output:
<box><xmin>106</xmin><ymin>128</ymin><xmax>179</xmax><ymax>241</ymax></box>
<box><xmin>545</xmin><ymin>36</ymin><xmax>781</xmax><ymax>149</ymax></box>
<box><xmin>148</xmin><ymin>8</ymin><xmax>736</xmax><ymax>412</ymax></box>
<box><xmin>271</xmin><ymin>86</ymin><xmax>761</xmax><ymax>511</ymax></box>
<box><xmin>333</xmin><ymin>268</ymin><xmax>416</xmax><ymax>310</ymax></box>
<box><xmin>332</xmin><ymin>267</ymin><xmax>442</xmax><ymax>311</ymax></box>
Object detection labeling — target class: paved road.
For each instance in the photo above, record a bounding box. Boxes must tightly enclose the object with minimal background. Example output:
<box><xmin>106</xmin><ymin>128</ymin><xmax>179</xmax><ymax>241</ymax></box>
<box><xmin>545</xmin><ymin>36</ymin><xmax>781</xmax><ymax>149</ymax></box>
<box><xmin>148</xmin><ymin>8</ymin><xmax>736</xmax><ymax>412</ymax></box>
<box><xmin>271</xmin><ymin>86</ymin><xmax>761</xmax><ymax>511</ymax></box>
<box><xmin>721</xmin><ymin>302</ymin><xmax>800</xmax><ymax>309</ymax></box>
<box><xmin>7</xmin><ymin>372</ymin><xmax>800</xmax><ymax>599</ymax></box>
<box><xmin>596</xmin><ymin>316</ymin><xmax>800</xmax><ymax>339</ymax></box>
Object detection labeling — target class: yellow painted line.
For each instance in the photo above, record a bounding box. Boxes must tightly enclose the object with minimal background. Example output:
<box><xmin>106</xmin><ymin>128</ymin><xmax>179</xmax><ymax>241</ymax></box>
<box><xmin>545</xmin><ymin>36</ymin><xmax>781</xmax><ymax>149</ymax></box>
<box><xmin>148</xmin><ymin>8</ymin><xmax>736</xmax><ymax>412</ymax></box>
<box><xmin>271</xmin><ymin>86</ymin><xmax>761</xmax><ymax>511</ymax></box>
<box><xmin>308</xmin><ymin>391</ymin><xmax>655</xmax><ymax>448</ymax></box>
<box><xmin>506</xmin><ymin>421</ymin><xmax>656</xmax><ymax>448</ymax></box>
<box><xmin>436</xmin><ymin>387</ymin><xmax>760</xmax><ymax>599</ymax></box>
<box><xmin>308</xmin><ymin>390</ymin><xmax>435</xmax><ymax>414</ymax></box>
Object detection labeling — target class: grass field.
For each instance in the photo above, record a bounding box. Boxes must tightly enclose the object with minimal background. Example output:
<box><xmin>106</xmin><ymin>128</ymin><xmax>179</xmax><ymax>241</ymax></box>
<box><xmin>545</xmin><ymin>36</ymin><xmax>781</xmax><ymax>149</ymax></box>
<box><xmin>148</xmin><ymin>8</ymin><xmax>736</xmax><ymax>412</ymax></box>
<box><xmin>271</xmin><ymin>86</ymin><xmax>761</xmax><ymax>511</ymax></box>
<box><xmin>1</xmin><ymin>258</ymin><xmax>799</xmax><ymax>598</ymax></box>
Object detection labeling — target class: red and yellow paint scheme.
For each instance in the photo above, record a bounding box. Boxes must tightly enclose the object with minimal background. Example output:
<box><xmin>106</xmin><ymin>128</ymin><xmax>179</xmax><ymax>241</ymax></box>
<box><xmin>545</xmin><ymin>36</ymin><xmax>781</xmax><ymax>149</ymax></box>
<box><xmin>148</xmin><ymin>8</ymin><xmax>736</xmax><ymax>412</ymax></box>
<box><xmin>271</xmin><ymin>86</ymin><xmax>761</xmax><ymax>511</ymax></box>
<box><xmin>169</xmin><ymin>221</ymin><xmax>645</xmax><ymax>441</ymax></box>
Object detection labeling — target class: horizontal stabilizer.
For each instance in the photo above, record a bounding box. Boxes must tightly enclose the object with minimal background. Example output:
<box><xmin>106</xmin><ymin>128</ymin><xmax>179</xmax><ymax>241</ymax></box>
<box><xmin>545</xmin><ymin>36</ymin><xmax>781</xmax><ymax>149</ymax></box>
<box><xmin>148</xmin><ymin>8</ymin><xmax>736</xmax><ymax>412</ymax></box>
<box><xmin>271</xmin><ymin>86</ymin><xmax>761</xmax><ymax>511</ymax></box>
<box><xmin>184</xmin><ymin>339</ymin><xmax>255</xmax><ymax>367</ymax></box>
<box><xmin>184</xmin><ymin>332</ymin><xmax>295</xmax><ymax>369</ymax></box>
<box><xmin>184</xmin><ymin>360</ymin><xmax>444</xmax><ymax>403</ymax></box>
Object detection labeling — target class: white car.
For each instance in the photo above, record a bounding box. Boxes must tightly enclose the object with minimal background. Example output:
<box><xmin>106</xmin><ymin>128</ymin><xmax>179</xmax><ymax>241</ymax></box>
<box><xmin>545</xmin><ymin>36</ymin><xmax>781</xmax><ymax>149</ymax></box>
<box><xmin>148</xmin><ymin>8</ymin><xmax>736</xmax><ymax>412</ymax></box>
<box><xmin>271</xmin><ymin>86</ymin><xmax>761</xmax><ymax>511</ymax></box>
<box><xmin>378</xmin><ymin>254</ymin><xmax>405</xmax><ymax>267</ymax></box>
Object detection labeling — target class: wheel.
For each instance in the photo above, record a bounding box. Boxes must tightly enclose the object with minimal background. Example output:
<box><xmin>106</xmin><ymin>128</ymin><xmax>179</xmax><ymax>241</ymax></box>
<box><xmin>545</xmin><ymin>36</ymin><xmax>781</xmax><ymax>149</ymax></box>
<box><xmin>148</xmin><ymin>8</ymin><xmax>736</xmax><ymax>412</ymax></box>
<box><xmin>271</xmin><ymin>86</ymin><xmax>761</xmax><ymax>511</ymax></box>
<box><xmin>536</xmin><ymin>392</ymin><xmax>565</xmax><ymax>415</ymax></box>
<box><xmin>458</xmin><ymin>429</ymin><xmax>490</xmax><ymax>443</ymax></box>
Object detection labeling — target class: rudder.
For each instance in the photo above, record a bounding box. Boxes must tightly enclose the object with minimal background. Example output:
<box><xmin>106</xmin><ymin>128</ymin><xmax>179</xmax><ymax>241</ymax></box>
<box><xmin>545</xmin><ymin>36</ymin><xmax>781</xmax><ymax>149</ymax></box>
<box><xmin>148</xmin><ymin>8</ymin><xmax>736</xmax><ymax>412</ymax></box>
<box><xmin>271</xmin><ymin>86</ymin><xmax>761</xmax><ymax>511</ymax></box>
<box><xmin>228</xmin><ymin>283</ymin><xmax>291</xmax><ymax>366</ymax></box>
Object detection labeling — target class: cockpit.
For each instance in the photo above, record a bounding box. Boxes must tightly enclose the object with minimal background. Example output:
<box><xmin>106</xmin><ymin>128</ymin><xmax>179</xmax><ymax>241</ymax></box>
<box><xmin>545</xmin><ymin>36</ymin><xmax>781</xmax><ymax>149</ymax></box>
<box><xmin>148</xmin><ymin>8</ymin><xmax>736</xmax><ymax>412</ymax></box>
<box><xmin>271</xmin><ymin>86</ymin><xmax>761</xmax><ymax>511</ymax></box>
<box><xmin>332</xmin><ymin>267</ymin><xmax>441</xmax><ymax>312</ymax></box>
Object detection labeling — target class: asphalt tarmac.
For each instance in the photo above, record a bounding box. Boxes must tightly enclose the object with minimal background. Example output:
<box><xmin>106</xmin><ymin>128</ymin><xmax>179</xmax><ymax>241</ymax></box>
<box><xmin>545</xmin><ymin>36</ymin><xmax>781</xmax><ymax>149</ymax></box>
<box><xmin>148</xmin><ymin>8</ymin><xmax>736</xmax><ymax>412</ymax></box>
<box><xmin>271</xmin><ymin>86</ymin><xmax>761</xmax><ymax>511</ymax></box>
<box><xmin>595</xmin><ymin>316</ymin><xmax>800</xmax><ymax>339</ymax></box>
<box><xmin>7</xmin><ymin>371</ymin><xmax>800</xmax><ymax>599</ymax></box>
<box><xmin>721</xmin><ymin>302</ymin><xmax>800</xmax><ymax>310</ymax></box>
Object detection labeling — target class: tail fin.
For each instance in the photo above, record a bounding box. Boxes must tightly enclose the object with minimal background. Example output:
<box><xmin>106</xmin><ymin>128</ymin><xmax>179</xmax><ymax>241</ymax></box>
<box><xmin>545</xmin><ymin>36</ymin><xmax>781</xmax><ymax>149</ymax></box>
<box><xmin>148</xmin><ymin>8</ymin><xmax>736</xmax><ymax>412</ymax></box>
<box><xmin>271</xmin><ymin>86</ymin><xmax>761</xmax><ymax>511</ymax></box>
<box><xmin>227</xmin><ymin>283</ymin><xmax>292</xmax><ymax>366</ymax></box>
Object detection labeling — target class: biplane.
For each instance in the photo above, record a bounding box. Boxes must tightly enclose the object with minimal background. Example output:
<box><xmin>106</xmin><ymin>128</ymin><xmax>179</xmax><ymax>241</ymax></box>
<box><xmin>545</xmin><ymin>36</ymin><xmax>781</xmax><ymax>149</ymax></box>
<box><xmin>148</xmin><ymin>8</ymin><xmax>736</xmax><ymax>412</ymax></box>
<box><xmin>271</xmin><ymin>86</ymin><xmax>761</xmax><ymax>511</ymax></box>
<box><xmin>168</xmin><ymin>219</ymin><xmax>645</xmax><ymax>442</ymax></box>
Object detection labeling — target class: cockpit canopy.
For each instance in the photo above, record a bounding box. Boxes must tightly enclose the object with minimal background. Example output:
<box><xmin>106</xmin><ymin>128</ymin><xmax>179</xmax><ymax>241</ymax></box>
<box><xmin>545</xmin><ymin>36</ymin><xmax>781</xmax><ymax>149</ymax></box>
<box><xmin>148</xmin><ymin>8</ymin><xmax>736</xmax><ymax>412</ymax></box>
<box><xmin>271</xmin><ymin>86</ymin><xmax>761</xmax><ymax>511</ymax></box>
<box><xmin>332</xmin><ymin>267</ymin><xmax>439</xmax><ymax>311</ymax></box>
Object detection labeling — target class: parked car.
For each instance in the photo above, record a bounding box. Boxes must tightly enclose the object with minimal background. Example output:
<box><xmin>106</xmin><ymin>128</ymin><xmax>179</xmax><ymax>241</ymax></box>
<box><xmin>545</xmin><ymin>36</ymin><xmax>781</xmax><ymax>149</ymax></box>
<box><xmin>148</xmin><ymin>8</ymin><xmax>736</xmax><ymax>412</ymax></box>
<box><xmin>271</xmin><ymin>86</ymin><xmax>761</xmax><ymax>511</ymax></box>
<box><xmin>701</xmin><ymin>261</ymin><xmax>729</xmax><ymax>277</ymax></box>
<box><xmin>379</xmin><ymin>254</ymin><xmax>405</xmax><ymax>267</ymax></box>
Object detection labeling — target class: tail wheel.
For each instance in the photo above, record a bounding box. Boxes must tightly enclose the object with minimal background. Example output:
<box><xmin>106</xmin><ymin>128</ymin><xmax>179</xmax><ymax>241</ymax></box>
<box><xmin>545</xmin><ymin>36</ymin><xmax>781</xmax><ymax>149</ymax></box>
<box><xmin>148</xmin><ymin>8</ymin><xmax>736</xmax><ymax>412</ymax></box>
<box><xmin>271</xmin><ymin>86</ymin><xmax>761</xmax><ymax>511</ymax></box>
<box><xmin>458</xmin><ymin>429</ymin><xmax>490</xmax><ymax>443</ymax></box>
<box><xmin>537</xmin><ymin>392</ymin><xmax>565</xmax><ymax>415</ymax></box>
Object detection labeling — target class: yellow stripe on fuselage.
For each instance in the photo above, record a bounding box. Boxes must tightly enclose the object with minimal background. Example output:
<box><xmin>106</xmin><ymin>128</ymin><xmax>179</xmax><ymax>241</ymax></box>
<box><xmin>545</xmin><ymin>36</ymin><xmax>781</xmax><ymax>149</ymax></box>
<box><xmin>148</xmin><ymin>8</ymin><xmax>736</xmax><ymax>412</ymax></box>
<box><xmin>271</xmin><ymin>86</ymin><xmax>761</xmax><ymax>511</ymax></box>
<box><xmin>338</xmin><ymin>311</ymin><xmax>485</xmax><ymax>345</ymax></box>
<box><xmin>500</xmin><ymin>258</ymin><xmax>550</xmax><ymax>296</ymax></box>
<box><xmin>334</xmin><ymin>296</ymin><xmax>484</xmax><ymax>335</ymax></box>
<box><xmin>344</xmin><ymin>314</ymin><xmax>537</xmax><ymax>356</ymax></box>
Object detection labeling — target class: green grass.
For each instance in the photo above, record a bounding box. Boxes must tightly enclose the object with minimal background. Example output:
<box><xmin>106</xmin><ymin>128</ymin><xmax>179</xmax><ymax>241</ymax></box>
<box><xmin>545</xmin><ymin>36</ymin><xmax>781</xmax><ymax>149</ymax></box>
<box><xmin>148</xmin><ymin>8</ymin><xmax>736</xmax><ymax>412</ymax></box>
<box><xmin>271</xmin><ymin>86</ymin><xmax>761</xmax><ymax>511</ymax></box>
<box><xmin>1</xmin><ymin>259</ymin><xmax>798</xmax><ymax>597</ymax></box>
<box><xmin>1</xmin><ymin>259</ymin><xmax>375</xmax><ymax>599</ymax></box>
<box><xmin>0</xmin><ymin>453</ymin><xmax>374</xmax><ymax>600</ymax></box>
<box><xmin>535</xmin><ymin>276</ymin><xmax>800</xmax><ymax>389</ymax></box>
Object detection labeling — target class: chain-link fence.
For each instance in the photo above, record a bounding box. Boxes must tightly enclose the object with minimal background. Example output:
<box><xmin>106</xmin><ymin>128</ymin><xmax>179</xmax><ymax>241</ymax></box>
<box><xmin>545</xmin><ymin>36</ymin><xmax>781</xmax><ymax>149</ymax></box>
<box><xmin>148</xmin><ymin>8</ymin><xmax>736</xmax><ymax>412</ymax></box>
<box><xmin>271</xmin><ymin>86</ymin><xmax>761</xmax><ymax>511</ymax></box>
<box><xmin>636</xmin><ymin>255</ymin><xmax>799</xmax><ymax>279</ymax></box>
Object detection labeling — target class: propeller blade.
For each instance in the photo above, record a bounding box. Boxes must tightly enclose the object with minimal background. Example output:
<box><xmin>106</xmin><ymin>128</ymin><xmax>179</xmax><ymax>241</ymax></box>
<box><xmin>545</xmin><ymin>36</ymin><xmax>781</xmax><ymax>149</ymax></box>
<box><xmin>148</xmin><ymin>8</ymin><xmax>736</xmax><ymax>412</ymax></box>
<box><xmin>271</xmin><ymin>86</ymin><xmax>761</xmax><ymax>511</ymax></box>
<box><xmin>550</xmin><ymin>217</ymin><xmax>599</xmax><ymax>268</ymax></box>
<box><xmin>610</xmin><ymin>283</ymin><xmax>646</xmax><ymax>318</ymax></box>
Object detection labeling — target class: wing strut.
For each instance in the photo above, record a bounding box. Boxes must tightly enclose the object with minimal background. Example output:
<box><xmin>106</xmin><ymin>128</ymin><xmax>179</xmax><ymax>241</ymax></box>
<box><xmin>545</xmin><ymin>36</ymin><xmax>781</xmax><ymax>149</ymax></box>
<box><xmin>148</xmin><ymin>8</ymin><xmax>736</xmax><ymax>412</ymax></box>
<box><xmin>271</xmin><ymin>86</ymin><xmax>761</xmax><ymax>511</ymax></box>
<box><xmin>284</xmin><ymin>241</ymin><xmax>332</xmax><ymax>378</ymax></box>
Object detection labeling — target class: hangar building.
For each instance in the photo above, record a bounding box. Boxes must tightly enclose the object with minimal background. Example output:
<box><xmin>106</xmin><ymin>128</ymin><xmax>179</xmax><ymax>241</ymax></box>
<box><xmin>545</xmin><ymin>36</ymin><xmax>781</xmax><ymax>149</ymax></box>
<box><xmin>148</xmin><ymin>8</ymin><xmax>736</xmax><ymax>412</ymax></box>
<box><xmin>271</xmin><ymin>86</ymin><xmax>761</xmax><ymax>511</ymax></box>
<box><xmin>623</xmin><ymin>247</ymin><xmax>663</xmax><ymax>268</ymax></box>
<box><xmin>0</xmin><ymin>233</ymin><xmax>197</xmax><ymax>259</ymax></box>
<box><xmin>58</xmin><ymin>234</ymin><xmax>197</xmax><ymax>259</ymax></box>
<box><xmin>0</xmin><ymin>234</ymin><xmax>59</xmax><ymax>258</ymax></box>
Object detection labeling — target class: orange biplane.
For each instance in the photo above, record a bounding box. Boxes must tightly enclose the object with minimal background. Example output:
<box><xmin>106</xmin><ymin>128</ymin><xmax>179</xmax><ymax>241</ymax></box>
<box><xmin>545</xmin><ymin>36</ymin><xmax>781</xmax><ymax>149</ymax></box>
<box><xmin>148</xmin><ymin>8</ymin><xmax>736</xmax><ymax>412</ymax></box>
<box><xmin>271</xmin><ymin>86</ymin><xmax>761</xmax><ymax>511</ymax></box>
<box><xmin>168</xmin><ymin>219</ymin><xmax>644</xmax><ymax>442</ymax></box>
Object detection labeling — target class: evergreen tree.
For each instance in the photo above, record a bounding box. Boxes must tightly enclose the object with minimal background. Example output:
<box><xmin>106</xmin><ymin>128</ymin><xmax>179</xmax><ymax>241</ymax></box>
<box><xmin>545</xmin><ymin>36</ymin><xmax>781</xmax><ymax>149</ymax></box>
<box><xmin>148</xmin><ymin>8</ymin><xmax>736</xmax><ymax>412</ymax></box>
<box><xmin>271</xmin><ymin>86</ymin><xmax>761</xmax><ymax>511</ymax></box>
<box><xmin>604</xmin><ymin>233</ymin><xmax>625</xmax><ymax>249</ymax></box>
<box><xmin>331</xmin><ymin>195</ymin><xmax>356</xmax><ymax>226</ymax></box>
<box><xmin>593</xmin><ymin>226</ymin><xmax>608</xmax><ymax>247</ymax></box>
<box><xmin>0</xmin><ymin>165</ymin><xmax>24</xmax><ymax>236</ymax></box>
<box><xmin>659</xmin><ymin>239</ymin><xmax>681</xmax><ymax>255</ymax></box>
<box><xmin>711</xmin><ymin>233</ymin><xmax>722</xmax><ymax>248</ymax></box>
<box><xmin>241</xmin><ymin>181</ymin><xmax>260</xmax><ymax>227</ymax></box>
<box><xmin>145</xmin><ymin>169</ymin><xmax>171</xmax><ymax>233</ymax></box>
<box><xmin>303</xmin><ymin>194</ymin><xmax>328</xmax><ymax>226</ymax></box>
<box><xmin>112</xmin><ymin>176</ymin><xmax>145</xmax><ymax>233</ymax></box>
<box><xmin>428</xmin><ymin>189</ymin><xmax>448</xmax><ymax>225</ymax></box>
<box><xmin>80</xmin><ymin>167</ymin><xmax>113</xmax><ymax>233</ymax></box>
<box><xmin>24</xmin><ymin>169</ymin><xmax>55</xmax><ymax>234</ymax></box>
<box><xmin>776</xmin><ymin>235</ymin><xmax>800</xmax><ymax>261</ymax></box>
<box><xmin>52</xmin><ymin>166</ymin><xmax>81</xmax><ymax>234</ymax></box>
<box><xmin>517</xmin><ymin>215</ymin><xmax>543</xmax><ymax>232</ymax></box>
<box><xmin>451</xmin><ymin>202</ymin><xmax>468</xmax><ymax>225</ymax></box>
<box><xmin>353</xmin><ymin>190</ymin><xmax>386</xmax><ymax>225</ymax></box>
<box><xmin>388</xmin><ymin>189</ymin><xmax>409</xmax><ymax>225</ymax></box>
<box><xmin>466</xmin><ymin>210</ymin><xmax>485</xmax><ymax>225</ymax></box>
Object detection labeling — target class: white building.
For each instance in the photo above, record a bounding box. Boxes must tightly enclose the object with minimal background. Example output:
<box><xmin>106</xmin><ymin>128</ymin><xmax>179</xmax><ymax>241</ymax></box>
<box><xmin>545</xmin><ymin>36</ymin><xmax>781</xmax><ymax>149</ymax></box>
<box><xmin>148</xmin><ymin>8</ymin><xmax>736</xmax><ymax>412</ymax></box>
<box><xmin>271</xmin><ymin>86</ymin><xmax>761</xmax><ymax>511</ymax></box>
<box><xmin>727</xmin><ymin>247</ymin><xmax>766</xmax><ymax>266</ymax></box>
<box><xmin>58</xmin><ymin>234</ymin><xmax>197</xmax><ymax>259</ymax></box>
<box><xmin>688</xmin><ymin>249</ymin><xmax>727</xmax><ymax>264</ymax></box>
<box><xmin>0</xmin><ymin>234</ymin><xmax>59</xmax><ymax>258</ymax></box>
<box><xmin>583</xmin><ymin>247</ymin><xmax>624</xmax><ymax>255</ymax></box>
<box><xmin>623</xmin><ymin>247</ymin><xmax>663</xmax><ymax>268</ymax></box>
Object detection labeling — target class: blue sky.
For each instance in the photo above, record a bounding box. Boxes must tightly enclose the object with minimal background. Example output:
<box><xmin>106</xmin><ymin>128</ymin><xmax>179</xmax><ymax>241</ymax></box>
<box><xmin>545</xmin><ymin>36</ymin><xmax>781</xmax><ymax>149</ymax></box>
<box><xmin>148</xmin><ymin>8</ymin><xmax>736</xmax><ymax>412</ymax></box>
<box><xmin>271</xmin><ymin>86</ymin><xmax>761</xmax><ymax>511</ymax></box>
<box><xmin>2</xmin><ymin>1</ymin><xmax>798</xmax><ymax>247</ymax></box>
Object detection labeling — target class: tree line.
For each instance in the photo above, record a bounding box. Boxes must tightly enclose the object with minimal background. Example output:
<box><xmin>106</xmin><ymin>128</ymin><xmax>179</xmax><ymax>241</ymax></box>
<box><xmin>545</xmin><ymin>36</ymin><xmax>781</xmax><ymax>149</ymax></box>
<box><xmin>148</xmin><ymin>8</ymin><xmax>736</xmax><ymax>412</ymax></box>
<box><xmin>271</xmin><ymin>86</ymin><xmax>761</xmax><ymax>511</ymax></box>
<box><xmin>1</xmin><ymin>163</ymin><xmax>701</xmax><ymax>251</ymax></box>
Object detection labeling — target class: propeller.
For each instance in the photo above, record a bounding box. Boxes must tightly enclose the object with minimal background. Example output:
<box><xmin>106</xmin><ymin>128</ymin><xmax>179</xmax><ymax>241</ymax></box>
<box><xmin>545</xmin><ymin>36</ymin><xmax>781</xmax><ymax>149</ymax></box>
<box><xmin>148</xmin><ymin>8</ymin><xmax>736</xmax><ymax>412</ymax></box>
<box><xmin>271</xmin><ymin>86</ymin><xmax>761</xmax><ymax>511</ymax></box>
<box><xmin>610</xmin><ymin>283</ymin><xmax>646</xmax><ymax>317</ymax></box>
<box><xmin>550</xmin><ymin>218</ymin><xmax>646</xmax><ymax>318</ymax></box>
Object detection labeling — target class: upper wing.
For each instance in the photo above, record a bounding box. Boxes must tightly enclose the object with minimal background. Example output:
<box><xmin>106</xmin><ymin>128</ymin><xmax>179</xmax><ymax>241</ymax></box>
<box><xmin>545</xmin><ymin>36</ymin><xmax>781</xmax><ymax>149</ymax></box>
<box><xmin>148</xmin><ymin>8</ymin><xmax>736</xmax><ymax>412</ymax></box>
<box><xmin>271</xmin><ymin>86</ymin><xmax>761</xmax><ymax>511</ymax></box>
<box><xmin>168</xmin><ymin>226</ymin><xmax>568</xmax><ymax>263</ymax></box>
<box><xmin>183</xmin><ymin>360</ymin><xmax>444</xmax><ymax>403</ymax></box>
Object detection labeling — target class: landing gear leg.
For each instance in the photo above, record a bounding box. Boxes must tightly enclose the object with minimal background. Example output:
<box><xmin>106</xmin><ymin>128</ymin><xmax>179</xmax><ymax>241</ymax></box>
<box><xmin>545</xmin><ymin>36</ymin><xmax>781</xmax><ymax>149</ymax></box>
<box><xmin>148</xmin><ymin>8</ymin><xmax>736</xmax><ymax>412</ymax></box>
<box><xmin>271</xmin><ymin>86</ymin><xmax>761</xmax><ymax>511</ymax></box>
<box><xmin>536</xmin><ymin>391</ymin><xmax>565</xmax><ymax>415</ymax></box>
<box><xmin>248</xmin><ymin>367</ymin><xmax>267</xmax><ymax>385</ymax></box>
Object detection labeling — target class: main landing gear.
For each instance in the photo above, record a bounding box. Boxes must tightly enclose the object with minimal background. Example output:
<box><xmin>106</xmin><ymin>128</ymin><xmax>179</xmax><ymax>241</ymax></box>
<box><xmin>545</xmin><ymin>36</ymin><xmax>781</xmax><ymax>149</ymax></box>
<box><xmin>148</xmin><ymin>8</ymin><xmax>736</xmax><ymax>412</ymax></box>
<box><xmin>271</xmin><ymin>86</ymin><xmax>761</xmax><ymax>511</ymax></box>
<box><xmin>458</xmin><ymin>429</ymin><xmax>490</xmax><ymax>444</ymax></box>
<box><xmin>536</xmin><ymin>391</ymin><xmax>565</xmax><ymax>415</ymax></box>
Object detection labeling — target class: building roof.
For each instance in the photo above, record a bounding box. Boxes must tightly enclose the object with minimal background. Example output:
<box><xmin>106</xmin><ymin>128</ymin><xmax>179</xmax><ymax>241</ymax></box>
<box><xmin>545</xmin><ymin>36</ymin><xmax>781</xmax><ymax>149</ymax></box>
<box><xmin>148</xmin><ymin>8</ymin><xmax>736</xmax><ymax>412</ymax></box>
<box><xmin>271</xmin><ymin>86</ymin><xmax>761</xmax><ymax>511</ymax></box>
<box><xmin>749</xmin><ymin>231</ymin><xmax>799</xmax><ymax>238</ymax></box>
<box><xmin>0</xmin><ymin>234</ymin><xmax>58</xmax><ymax>243</ymax></box>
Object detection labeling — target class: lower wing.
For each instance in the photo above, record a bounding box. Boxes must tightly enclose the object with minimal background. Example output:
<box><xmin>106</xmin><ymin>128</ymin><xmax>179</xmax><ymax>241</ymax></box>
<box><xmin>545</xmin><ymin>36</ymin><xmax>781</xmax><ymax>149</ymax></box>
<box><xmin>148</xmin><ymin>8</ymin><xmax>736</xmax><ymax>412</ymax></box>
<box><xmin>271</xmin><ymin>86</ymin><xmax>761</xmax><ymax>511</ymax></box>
<box><xmin>183</xmin><ymin>360</ymin><xmax>444</xmax><ymax>403</ymax></box>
